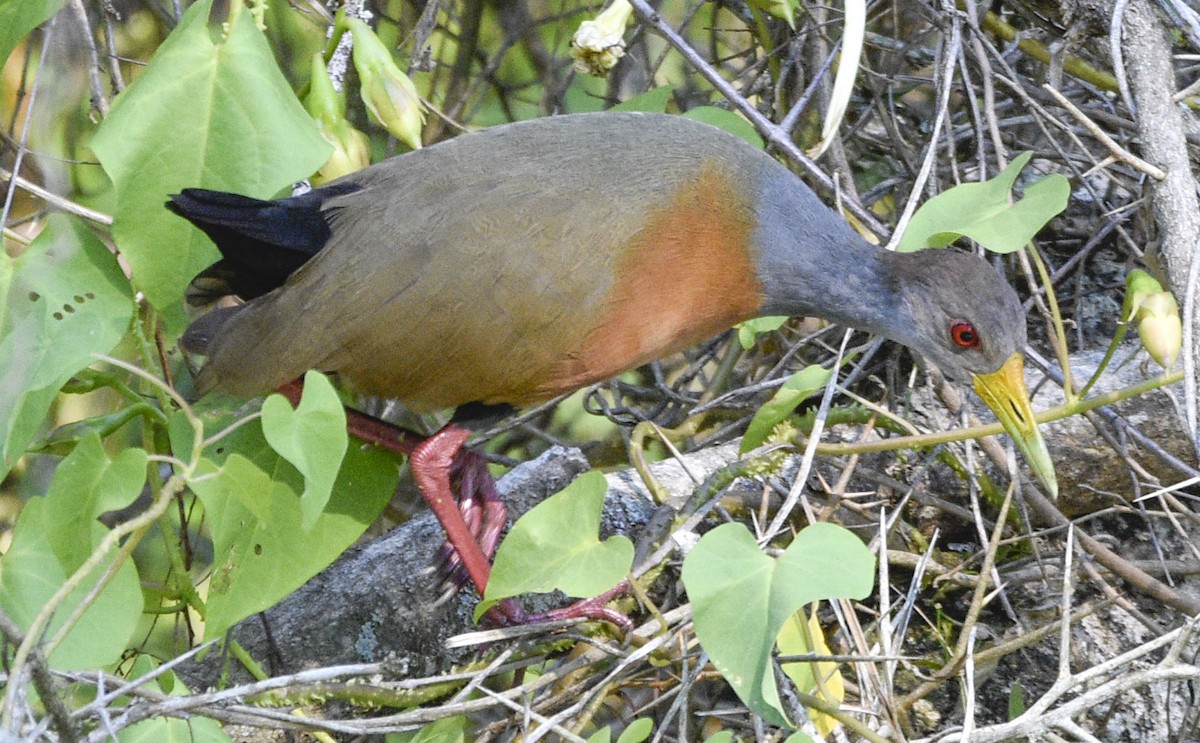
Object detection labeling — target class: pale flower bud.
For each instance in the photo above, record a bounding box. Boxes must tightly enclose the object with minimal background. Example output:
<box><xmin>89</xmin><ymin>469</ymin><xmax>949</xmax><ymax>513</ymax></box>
<box><xmin>1135</xmin><ymin>292</ymin><xmax>1182</xmax><ymax>369</ymax></box>
<box><xmin>306</xmin><ymin>53</ymin><xmax>371</xmax><ymax>183</ymax></box>
<box><xmin>347</xmin><ymin>18</ymin><xmax>425</xmax><ymax>150</ymax></box>
<box><xmin>1123</xmin><ymin>269</ymin><xmax>1182</xmax><ymax>369</ymax></box>
<box><xmin>571</xmin><ymin>0</ymin><xmax>634</xmax><ymax>76</ymax></box>
<box><xmin>316</xmin><ymin>120</ymin><xmax>371</xmax><ymax>184</ymax></box>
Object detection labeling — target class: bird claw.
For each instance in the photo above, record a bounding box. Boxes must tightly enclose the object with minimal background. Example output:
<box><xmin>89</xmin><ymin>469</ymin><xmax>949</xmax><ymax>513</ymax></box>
<box><xmin>335</xmin><ymin>409</ymin><xmax>633</xmax><ymax>630</ymax></box>
<box><xmin>430</xmin><ymin>447</ymin><xmax>508</xmax><ymax>589</ymax></box>
<box><xmin>480</xmin><ymin>582</ymin><xmax>634</xmax><ymax>632</ymax></box>
<box><xmin>427</xmin><ymin>542</ymin><xmax>471</xmax><ymax>592</ymax></box>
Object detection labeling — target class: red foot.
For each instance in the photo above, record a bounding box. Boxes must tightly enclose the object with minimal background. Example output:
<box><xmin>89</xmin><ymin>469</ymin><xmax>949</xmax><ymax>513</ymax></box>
<box><xmin>409</xmin><ymin>426</ymin><xmax>493</xmax><ymax>596</ymax></box>
<box><xmin>488</xmin><ymin>582</ymin><xmax>633</xmax><ymax>631</ymax></box>
<box><xmin>452</xmin><ymin>450</ymin><xmax>507</xmax><ymax>559</ymax></box>
<box><xmin>275</xmin><ymin>380</ymin><xmax>632</xmax><ymax>630</ymax></box>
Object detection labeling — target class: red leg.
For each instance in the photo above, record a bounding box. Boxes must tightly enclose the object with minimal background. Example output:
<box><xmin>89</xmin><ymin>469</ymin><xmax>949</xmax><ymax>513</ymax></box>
<box><xmin>408</xmin><ymin>426</ymin><xmax>494</xmax><ymax>595</ymax></box>
<box><xmin>275</xmin><ymin>380</ymin><xmax>630</xmax><ymax>629</ymax></box>
<box><xmin>429</xmin><ymin>450</ymin><xmax>510</xmax><ymax>589</ymax></box>
<box><xmin>278</xmin><ymin>381</ymin><xmax>507</xmax><ymax>608</ymax></box>
<box><xmin>416</xmin><ymin>434</ymin><xmax>630</xmax><ymax>629</ymax></box>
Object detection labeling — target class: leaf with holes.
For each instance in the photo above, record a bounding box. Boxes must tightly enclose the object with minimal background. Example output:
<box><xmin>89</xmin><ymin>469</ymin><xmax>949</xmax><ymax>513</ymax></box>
<box><xmin>174</xmin><ymin>400</ymin><xmax>396</xmax><ymax>639</ymax></box>
<box><xmin>0</xmin><ymin>215</ymin><xmax>133</xmax><ymax>480</ymax></box>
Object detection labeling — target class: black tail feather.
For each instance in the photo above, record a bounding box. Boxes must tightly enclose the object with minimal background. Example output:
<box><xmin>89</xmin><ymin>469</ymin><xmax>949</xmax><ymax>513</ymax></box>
<box><xmin>167</xmin><ymin>184</ymin><xmax>357</xmax><ymax>300</ymax></box>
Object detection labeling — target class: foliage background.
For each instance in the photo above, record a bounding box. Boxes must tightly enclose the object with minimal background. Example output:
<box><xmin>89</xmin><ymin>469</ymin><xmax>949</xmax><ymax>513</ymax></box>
<box><xmin>2</xmin><ymin>0</ymin><xmax>1199</xmax><ymax>741</ymax></box>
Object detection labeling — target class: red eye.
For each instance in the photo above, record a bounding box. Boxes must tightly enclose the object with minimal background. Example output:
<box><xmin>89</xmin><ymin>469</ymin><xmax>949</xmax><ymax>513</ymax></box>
<box><xmin>950</xmin><ymin>320</ymin><xmax>980</xmax><ymax>349</ymax></box>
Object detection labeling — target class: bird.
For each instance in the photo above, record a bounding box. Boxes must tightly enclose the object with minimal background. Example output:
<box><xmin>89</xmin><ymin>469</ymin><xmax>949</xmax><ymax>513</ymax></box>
<box><xmin>169</xmin><ymin>111</ymin><xmax>1056</xmax><ymax>624</ymax></box>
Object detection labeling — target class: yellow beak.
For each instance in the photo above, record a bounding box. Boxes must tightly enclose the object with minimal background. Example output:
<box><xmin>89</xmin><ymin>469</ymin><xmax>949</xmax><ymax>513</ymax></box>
<box><xmin>972</xmin><ymin>352</ymin><xmax>1058</xmax><ymax>498</ymax></box>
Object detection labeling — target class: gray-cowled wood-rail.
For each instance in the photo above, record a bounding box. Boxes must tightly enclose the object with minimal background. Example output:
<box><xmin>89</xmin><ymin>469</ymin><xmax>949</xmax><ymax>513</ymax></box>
<box><xmin>169</xmin><ymin>111</ymin><xmax>1056</xmax><ymax>625</ymax></box>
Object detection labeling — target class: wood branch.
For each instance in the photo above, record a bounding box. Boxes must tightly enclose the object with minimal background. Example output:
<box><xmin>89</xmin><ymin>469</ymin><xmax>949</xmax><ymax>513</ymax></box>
<box><xmin>1119</xmin><ymin>0</ymin><xmax>1200</xmax><ymax>457</ymax></box>
<box><xmin>175</xmin><ymin>445</ymin><xmax>673</xmax><ymax>690</ymax></box>
<box><xmin>175</xmin><ymin>345</ymin><xmax>1200</xmax><ymax>691</ymax></box>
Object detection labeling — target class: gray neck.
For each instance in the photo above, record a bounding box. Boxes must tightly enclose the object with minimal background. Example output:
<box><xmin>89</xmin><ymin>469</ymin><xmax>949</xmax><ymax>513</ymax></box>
<box><xmin>751</xmin><ymin>171</ymin><xmax>905</xmax><ymax>340</ymax></box>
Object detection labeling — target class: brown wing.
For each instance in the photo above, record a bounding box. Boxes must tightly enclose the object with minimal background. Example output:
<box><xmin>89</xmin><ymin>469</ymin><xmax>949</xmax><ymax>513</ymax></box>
<box><xmin>196</xmin><ymin>113</ymin><xmax>769</xmax><ymax>410</ymax></box>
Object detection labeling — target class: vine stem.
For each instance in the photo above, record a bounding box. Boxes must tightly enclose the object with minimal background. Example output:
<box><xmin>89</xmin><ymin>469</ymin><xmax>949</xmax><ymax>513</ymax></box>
<box><xmin>2</xmin><ymin>357</ymin><xmax>205</xmax><ymax>733</ymax></box>
<box><xmin>814</xmin><ymin>370</ymin><xmax>1182</xmax><ymax>456</ymax></box>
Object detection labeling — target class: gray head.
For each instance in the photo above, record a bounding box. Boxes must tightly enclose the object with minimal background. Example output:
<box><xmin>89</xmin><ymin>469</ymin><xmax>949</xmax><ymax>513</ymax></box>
<box><xmin>888</xmin><ymin>249</ymin><xmax>1027</xmax><ymax>381</ymax></box>
<box><xmin>882</xmin><ymin>248</ymin><xmax>1056</xmax><ymax>496</ymax></box>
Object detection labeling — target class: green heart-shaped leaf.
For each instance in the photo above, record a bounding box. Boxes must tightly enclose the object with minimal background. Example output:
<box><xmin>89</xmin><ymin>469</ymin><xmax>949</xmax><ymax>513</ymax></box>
<box><xmin>897</xmin><ymin>151</ymin><xmax>1069</xmax><ymax>254</ymax></box>
<box><xmin>260</xmin><ymin>371</ymin><xmax>348</xmax><ymax>531</ymax></box>
<box><xmin>0</xmin><ymin>433</ymin><xmax>145</xmax><ymax>669</ymax></box>
<box><xmin>682</xmin><ymin>522</ymin><xmax>874</xmax><ymax>727</ymax></box>
<box><xmin>90</xmin><ymin>0</ymin><xmax>329</xmax><ymax>329</ymax></box>
<box><xmin>477</xmin><ymin>470</ymin><xmax>633</xmax><ymax>620</ymax></box>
